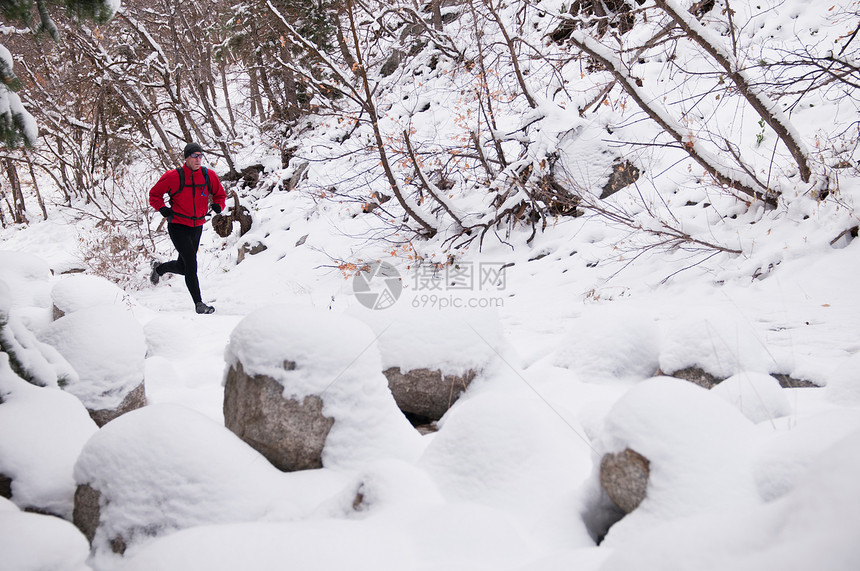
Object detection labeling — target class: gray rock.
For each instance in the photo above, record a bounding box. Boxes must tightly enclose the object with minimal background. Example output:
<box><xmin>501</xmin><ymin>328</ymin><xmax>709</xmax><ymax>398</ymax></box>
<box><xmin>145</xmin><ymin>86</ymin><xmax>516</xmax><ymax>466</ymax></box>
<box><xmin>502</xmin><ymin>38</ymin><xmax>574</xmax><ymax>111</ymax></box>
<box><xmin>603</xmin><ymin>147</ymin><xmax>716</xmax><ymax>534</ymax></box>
<box><xmin>236</xmin><ymin>241</ymin><xmax>268</xmax><ymax>264</ymax></box>
<box><xmin>600</xmin><ymin>448</ymin><xmax>650</xmax><ymax>513</ymax></box>
<box><xmin>600</xmin><ymin>159</ymin><xmax>641</xmax><ymax>199</ymax></box>
<box><xmin>772</xmin><ymin>373</ymin><xmax>820</xmax><ymax>388</ymax></box>
<box><xmin>381</xmin><ymin>49</ymin><xmax>404</xmax><ymax>77</ymax></box>
<box><xmin>0</xmin><ymin>472</ymin><xmax>11</xmax><ymax>499</ymax></box>
<box><xmin>88</xmin><ymin>381</ymin><xmax>147</xmax><ymax>428</ymax></box>
<box><xmin>383</xmin><ymin>367</ymin><xmax>476</xmax><ymax>421</ymax></box>
<box><xmin>223</xmin><ymin>363</ymin><xmax>334</xmax><ymax>472</ymax></box>
<box><xmin>73</xmin><ymin>484</ymin><xmax>100</xmax><ymax>543</ymax></box>
<box><xmin>73</xmin><ymin>483</ymin><xmax>126</xmax><ymax>553</ymax></box>
<box><xmin>664</xmin><ymin>366</ymin><xmax>724</xmax><ymax>389</ymax></box>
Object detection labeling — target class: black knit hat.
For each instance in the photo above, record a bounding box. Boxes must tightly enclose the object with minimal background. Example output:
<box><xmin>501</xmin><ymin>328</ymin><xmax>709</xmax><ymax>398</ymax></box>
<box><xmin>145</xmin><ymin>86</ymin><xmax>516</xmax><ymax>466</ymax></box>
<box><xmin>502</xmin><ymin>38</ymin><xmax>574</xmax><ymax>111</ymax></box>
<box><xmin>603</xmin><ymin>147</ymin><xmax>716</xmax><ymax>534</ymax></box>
<box><xmin>183</xmin><ymin>142</ymin><xmax>204</xmax><ymax>158</ymax></box>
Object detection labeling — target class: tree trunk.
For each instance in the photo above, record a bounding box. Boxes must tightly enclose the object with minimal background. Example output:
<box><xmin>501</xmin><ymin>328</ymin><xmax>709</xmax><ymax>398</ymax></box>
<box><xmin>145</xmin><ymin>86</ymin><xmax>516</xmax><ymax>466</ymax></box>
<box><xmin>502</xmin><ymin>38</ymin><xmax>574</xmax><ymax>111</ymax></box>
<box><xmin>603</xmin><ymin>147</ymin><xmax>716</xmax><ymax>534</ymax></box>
<box><xmin>248</xmin><ymin>65</ymin><xmax>265</xmax><ymax>120</ymax></box>
<box><xmin>431</xmin><ymin>0</ymin><xmax>443</xmax><ymax>30</ymax></box>
<box><xmin>220</xmin><ymin>57</ymin><xmax>238</xmax><ymax>134</ymax></box>
<box><xmin>4</xmin><ymin>158</ymin><xmax>26</xmax><ymax>224</ymax></box>
<box><xmin>25</xmin><ymin>151</ymin><xmax>47</xmax><ymax>220</ymax></box>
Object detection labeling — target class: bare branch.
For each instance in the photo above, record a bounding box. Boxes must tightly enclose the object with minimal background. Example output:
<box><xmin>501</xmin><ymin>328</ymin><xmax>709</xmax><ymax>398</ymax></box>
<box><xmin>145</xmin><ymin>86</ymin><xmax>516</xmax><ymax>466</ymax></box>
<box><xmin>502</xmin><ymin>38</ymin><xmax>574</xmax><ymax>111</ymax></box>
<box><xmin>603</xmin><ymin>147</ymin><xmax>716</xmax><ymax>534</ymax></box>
<box><xmin>568</xmin><ymin>31</ymin><xmax>776</xmax><ymax>206</ymax></box>
<box><xmin>655</xmin><ymin>0</ymin><xmax>812</xmax><ymax>183</ymax></box>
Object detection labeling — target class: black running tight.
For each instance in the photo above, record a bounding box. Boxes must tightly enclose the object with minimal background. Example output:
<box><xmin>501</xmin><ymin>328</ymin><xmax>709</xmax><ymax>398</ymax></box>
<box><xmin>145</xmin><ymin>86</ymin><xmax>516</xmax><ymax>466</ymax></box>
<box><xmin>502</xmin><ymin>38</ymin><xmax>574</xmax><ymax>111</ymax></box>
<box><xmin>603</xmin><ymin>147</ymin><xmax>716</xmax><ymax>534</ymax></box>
<box><xmin>158</xmin><ymin>223</ymin><xmax>204</xmax><ymax>303</ymax></box>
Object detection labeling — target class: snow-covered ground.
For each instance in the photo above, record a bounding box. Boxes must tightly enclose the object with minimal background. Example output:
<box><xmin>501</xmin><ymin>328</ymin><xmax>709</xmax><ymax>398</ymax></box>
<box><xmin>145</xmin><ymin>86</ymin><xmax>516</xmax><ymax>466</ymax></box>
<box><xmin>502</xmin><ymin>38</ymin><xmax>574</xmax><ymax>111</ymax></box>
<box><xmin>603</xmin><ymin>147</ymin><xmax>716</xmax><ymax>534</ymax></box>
<box><xmin>2</xmin><ymin>173</ymin><xmax>860</xmax><ymax>569</ymax></box>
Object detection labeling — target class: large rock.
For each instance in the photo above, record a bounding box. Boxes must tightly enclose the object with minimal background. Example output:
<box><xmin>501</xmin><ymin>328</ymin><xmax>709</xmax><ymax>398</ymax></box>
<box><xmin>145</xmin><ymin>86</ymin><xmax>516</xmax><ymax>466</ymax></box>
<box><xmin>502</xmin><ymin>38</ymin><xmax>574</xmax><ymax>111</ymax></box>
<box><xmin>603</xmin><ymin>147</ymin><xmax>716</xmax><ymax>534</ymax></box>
<box><xmin>383</xmin><ymin>367</ymin><xmax>476</xmax><ymax>422</ymax></box>
<box><xmin>87</xmin><ymin>381</ymin><xmax>147</xmax><ymax>428</ymax></box>
<box><xmin>352</xmin><ymin>306</ymin><xmax>505</xmax><ymax>422</ymax></box>
<box><xmin>72</xmin><ymin>404</ymin><xmax>319</xmax><ymax>558</ymax></box>
<box><xmin>38</xmin><ymin>305</ymin><xmax>147</xmax><ymax>425</ymax></box>
<box><xmin>72</xmin><ymin>484</ymin><xmax>100</xmax><ymax>544</ymax></box>
<box><xmin>600</xmin><ymin>448</ymin><xmax>650</xmax><ymax>514</ymax></box>
<box><xmin>224</xmin><ymin>305</ymin><xmax>420</xmax><ymax>472</ymax></box>
<box><xmin>0</xmin><ymin>473</ymin><xmax>11</xmax><ymax>498</ymax></box>
<box><xmin>661</xmin><ymin>365</ymin><xmax>723</xmax><ymax>389</ymax></box>
<box><xmin>223</xmin><ymin>363</ymin><xmax>334</xmax><ymax>471</ymax></box>
<box><xmin>0</xmin><ymin>360</ymin><xmax>98</xmax><ymax>519</ymax></box>
<box><xmin>51</xmin><ymin>274</ymin><xmax>129</xmax><ymax>320</ymax></box>
<box><xmin>661</xmin><ymin>367</ymin><xmax>819</xmax><ymax>392</ymax></box>
<box><xmin>73</xmin><ymin>483</ymin><xmax>126</xmax><ymax>555</ymax></box>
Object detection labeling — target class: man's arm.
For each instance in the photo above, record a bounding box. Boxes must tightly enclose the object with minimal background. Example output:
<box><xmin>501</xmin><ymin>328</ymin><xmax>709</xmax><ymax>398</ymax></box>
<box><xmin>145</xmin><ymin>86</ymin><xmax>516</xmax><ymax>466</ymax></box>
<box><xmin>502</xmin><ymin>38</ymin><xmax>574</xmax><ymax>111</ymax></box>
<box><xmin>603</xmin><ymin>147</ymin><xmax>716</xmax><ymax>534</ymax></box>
<box><xmin>149</xmin><ymin>170</ymin><xmax>175</xmax><ymax>210</ymax></box>
<box><xmin>211</xmin><ymin>173</ymin><xmax>228</xmax><ymax>212</ymax></box>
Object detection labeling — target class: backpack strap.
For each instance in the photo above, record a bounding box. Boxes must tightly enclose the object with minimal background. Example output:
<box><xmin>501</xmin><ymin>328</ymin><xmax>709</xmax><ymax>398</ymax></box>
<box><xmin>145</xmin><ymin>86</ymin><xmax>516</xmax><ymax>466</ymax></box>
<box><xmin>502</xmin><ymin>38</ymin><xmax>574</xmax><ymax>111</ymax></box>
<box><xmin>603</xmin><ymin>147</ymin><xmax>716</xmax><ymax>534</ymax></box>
<box><xmin>166</xmin><ymin>166</ymin><xmax>213</xmax><ymax>222</ymax></box>
<box><xmin>169</xmin><ymin>167</ymin><xmax>185</xmax><ymax>200</ymax></box>
<box><xmin>201</xmin><ymin>166</ymin><xmax>211</xmax><ymax>198</ymax></box>
<box><xmin>168</xmin><ymin>167</ymin><xmax>211</xmax><ymax>199</ymax></box>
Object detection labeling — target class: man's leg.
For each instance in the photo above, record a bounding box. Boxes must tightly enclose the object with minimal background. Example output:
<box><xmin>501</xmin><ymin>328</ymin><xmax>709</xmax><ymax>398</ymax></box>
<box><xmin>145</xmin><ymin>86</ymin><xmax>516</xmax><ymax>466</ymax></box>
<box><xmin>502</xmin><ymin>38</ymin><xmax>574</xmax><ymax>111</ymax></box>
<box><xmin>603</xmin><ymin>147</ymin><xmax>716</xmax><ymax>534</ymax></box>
<box><xmin>161</xmin><ymin>223</ymin><xmax>203</xmax><ymax>303</ymax></box>
<box><xmin>186</xmin><ymin>226</ymin><xmax>215</xmax><ymax>314</ymax></box>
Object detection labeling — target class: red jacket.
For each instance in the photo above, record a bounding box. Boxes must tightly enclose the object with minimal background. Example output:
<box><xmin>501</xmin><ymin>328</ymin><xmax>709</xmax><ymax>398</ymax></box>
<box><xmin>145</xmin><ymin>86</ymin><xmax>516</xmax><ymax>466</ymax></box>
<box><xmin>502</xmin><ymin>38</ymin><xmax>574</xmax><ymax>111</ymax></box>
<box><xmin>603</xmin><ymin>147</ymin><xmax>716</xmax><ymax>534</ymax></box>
<box><xmin>149</xmin><ymin>165</ymin><xmax>227</xmax><ymax>227</ymax></box>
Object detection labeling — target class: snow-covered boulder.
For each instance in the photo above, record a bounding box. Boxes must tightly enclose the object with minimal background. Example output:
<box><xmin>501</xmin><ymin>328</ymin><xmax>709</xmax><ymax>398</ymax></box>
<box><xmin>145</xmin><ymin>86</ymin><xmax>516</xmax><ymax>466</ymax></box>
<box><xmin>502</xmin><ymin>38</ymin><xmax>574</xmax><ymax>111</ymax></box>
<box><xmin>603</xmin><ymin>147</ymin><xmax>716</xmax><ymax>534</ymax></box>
<box><xmin>824</xmin><ymin>353</ymin><xmax>860</xmax><ymax>406</ymax></box>
<box><xmin>659</xmin><ymin>307</ymin><xmax>772</xmax><ymax>380</ymax></box>
<box><xmin>0</xmin><ymin>251</ymin><xmax>53</xmax><ymax>309</ymax></box>
<box><xmin>418</xmin><ymin>391</ymin><xmax>593</xmax><ymax>523</ymax></box>
<box><xmin>661</xmin><ymin>365</ymin><xmax>724</xmax><ymax>388</ymax></box>
<box><xmin>553</xmin><ymin>303</ymin><xmax>660</xmax><ymax>382</ymax></box>
<box><xmin>1</xmin><ymin>285</ymin><xmax>76</xmax><ymax>388</ymax></box>
<box><xmin>711</xmin><ymin>372</ymin><xmax>792</xmax><ymax>423</ymax></box>
<box><xmin>0</xmin><ymin>253</ymin><xmax>74</xmax><ymax>389</ymax></box>
<box><xmin>224</xmin><ymin>305</ymin><xmax>421</xmax><ymax>472</ymax></box>
<box><xmin>0</xmin><ymin>355</ymin><xmax>97</xmax><ymax>518</ymax></box>
<box><xmin>753</xmin><ymin>409</ymin><xmax>860</xmax><ymax>502</ymax></box>
<box><xmin>73</xmin><ymin>403</ymin><xmax>347</xmax><ymax>560</ymax></box>
<box><xmin>353</xmin><ymin>306</ymin><xmax>505</xmax><ymax>421</ymax></box>
<box><xmin>0</xmin><ymin>497</ymin><xmax>90</xmax><ymax>571</ymax></box>
<box><xmin>593</xmin><ymin>376</ymin><xmax>759</xmax><ymax>544</ymax></box>
<box><xmin>600</xmin><ymin>430</ymin><xmax>860</xmax><ymax>571</ymax></box>
<box><xmin>51</xmin><ymin>273</ymin><xmax>130</xmax><ymax>319</ymax></box>
<box><xmin>38</xmin><ymin>305</ymin><xmax>147</xmax><ymax>426</ymax></box>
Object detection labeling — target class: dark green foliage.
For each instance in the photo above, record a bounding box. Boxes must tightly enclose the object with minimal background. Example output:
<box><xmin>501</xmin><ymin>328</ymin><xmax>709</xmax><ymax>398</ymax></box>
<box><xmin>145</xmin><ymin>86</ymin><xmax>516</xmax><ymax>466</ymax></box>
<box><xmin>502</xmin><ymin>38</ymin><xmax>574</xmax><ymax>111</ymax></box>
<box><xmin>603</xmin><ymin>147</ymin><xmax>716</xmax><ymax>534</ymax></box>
<box><xmin>61</xmin><ymin>0</ymin><xmax>116</xmax><ymax>24</ymax></box>
<box><xmin>0</xmin><ymin>0</ymin><xmax>114</xmax><ymax>28</ymax></box>
<box><xmin>0</xmin><ymin>313</ymin><xmax>35</xmax><ymax>384</ymax></box>
<box><xmin>0</xmin><ymin>0</ymin><xmax>117</xmax><ymax>148</ymax></box>
<box><xmin>0</xmin><ymin>101</ymin><xmax>31</xmax><ymax>148</ymax></box>
<box><xmin>271</xmin><ymin>0</ymin><xmax>337</xmax><ymax>53</ymax></box>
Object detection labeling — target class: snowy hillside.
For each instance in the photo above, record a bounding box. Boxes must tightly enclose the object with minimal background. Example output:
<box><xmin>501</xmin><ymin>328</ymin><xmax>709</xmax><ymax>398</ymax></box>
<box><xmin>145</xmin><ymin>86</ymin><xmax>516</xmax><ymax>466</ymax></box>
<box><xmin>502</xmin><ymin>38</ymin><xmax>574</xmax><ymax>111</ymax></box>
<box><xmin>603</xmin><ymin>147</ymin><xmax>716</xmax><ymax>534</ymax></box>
<box><xmin>2</xmin><ymin>0</ymin><xmax>860</xmax><ymax>569</ymax></box>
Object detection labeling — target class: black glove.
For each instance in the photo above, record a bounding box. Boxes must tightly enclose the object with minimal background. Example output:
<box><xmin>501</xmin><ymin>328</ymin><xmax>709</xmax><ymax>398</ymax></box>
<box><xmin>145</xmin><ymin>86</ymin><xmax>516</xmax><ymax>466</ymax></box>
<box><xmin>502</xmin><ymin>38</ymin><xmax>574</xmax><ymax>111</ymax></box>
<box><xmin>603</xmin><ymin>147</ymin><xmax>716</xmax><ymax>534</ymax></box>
<box><xmin>212</xmin><ymin>204</ymin><xmax>222</xmax><ymax>214</ymax></box>
<box><xmin>159</xmin><ymin>207</ymin><xmax>173</xmax><ymax>220</ymax></box>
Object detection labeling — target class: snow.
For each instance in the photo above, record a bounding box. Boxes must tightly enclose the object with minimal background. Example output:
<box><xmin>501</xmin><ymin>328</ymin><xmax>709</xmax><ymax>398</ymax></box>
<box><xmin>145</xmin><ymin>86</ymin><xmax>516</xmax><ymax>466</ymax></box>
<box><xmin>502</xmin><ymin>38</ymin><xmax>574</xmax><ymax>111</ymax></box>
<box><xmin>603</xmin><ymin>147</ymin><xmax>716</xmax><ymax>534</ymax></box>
<box><xmin>711</xmin><ymin>371</ymin><xmax>792</xmax><ymax>424</ymax></box>
<box><xmin>599</xmin><ymin>430</ymin><xmax>860</xmax><ymax>571</ymax></box>
<box><xmin>350</xmin><ymin>304</ymin><xmax>506</xmax><ymax>375</ymax></box>
<box><xmin>52</xmin><ymin>274</ymin><xmax>132</xmax><ymax>316</ymax></box>
<box><xmin>0</xmin><ymin>250</ymin><xmax>53</xmax><ymax>308</ymax></box>
<box><xmin>37</xmin><ymin>306</ymin><xmax>146</xmax><ymax>410</ymax></box>
<box><xmin>553</xmin><ymin>302</ymin><xmax>661</xmax><ymax>382</ymax></box>
<box><xmin>658</xmin><ymin>304</ymin><xmax>774</xmax><ymax>378</ymax></box>
<box><xmin>0</xmin><ymin>498</ymin><xmax>91</xmax><ymax>571</ymax></box>
<box><xmin>1</xmin><ymin>1</ymin><xmax>860</xmax><ymax>570</ymax></box>
<box><xmin>0</xmin><ymin>354</ymin><xmax>97</xmax><ymax>519</ymax></box>
<box><xmin>72</xmin><ymin>403</ymin><xmax>351</xmax><ymax>567</ymax></box>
